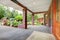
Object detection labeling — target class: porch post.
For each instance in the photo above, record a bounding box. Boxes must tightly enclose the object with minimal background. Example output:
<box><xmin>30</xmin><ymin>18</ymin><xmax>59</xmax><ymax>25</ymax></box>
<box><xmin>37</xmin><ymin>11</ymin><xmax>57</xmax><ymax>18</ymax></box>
<box><xmin>32</xmin><ymin>13</ymin><xmax>34</xmax><ymax>25</ymax></box>
<box><xmin>23</xmin><ymin>8</ymin><xmax>27</xmax><ymax>29</ymax></box>
<box><xmin>44</xmin><ymin>13</ymin><xmax>46</xmax><ymax>25</ymax></box>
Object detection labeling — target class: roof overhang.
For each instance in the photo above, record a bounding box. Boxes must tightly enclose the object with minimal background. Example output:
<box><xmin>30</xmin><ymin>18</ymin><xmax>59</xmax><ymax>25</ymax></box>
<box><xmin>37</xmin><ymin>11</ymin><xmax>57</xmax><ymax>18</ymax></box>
<box><xmin>11</xmin><ymin>0</ymin><xmax>52</xmax><ymax>13</ymax></box>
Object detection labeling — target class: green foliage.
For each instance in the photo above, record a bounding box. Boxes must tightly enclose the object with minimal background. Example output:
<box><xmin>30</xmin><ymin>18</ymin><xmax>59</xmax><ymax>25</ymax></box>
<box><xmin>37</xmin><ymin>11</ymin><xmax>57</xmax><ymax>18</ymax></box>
<box><xmin>27</xmin><ymin>13</ymin><xmax>39</xmax><ymax>24</ymax></box>
<box><xmin>4</xmin><ymin>9</ymin><xmax>13</xmax><ymax>19</ymax></box>
<box><xmin>18</xmin><ymin>21</ymin><xmax>22</xmax><ymax>24</ymax></box>
<box><xmin>0</xmin><ymin>5</ymin><xmax>5</xmax><ymax>19</ymax></box>
<box><xmin>12</xmin><ymin>20</ymin><xmax>18</xmax><ymax>27</ymax></box>
<box><xmin>34</xmin><ymin>15</ymin><xmax>38</xmax><ymax>20</ymax></box>
<box><xmin>11</xmin><ymin>10</ymin><xmax>19</xmax><ymax>18</ymax></box>
<box><xmin>0</xmin><ymin>4</ymin><xmax>23</xmax><ymax>27</ymax></box>
<box><xmin>15</xmin><ymin>15</ymin><xmax>23</xmax><ymax>21</ymax></box>
<box><xmin>27</xmin><ymin>13</ymin><xmax>32</xmax><ymax>22</ymax></box>
<box><xmin>27</xmin><ymin>13</ymin><xmax>38</xmax><ymax>22</ymax></box>
<box><xmin>0</xmin><ymin>4</ymin><xmax>43</xmax><ymax>26</ymax></box>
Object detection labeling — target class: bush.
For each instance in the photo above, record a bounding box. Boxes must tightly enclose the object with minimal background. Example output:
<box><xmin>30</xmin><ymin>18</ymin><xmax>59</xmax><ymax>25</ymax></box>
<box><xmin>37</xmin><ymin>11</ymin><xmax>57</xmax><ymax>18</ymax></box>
<box><xmin>0</xmin><ymin>4</ymin><xmax>23</xmax><ymax>27</ymax></box>
<box><xmin>15</xmin><ymin>15</ymin><xmax>23</xmax><ymax>21</ymax></box>
<box><xmin>12</xmin><ymin>20</ymin><xmax>18</xmax><ymax>27</ymax></box>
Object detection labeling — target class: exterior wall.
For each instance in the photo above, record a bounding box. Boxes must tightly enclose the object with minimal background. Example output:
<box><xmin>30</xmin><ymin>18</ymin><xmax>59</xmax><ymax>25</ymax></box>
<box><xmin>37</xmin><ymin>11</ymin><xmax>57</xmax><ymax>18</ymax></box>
<box><xmin>52</xmin><ymin>0</ymin><xmax>60</xmax><ymax>40</ymax></box>
<box><xmin>56</xmin><ymin>0</ymin><xmax>60</xmax><ymax>40</ymax></box>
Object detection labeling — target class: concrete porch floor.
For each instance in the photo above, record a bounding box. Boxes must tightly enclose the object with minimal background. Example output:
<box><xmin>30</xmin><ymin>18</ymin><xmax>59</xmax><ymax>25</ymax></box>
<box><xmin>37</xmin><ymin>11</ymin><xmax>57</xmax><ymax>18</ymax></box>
<box><xmin>28</xmin><ymin>25</ymin><xmax>51</xmax><ymax>33</ymax></box>
<box><xmin>0</xmin><ymin>25</ymin><xmax>53</xmax><ymax>40</ymax></box>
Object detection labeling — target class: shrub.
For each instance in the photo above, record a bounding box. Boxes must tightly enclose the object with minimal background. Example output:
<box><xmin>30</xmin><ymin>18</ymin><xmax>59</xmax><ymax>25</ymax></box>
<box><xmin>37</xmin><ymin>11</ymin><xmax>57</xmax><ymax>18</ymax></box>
<box><xmin>15</xmin><ymin>15</ymin><xmax>23</xmax><ymax>21</ymax></box>
<box><xmin>12</xmin><ymin>20</ymin><xmax>18</xmax><ymax>27</ymax></box>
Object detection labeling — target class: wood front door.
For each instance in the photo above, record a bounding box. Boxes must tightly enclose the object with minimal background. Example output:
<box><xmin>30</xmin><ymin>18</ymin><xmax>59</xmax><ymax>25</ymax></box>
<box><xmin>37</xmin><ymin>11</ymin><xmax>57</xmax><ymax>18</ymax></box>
<box><xmin>52</xmin><ymin>0</ymin><xmax>60</xmax><ymax>40</ymax></box>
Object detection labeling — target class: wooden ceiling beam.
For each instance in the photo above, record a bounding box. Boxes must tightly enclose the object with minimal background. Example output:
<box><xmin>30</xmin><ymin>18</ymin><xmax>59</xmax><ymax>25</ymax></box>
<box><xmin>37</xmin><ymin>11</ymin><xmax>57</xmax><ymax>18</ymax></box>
<box><xmin>33</xmin><ymin>11</ymin><xmax>48</xmax><ymax>14</ymax></box>
<box><xmin>11</xmin><ymin>0</ymin><xmax>34</xmax><ymax>13</ymax></box>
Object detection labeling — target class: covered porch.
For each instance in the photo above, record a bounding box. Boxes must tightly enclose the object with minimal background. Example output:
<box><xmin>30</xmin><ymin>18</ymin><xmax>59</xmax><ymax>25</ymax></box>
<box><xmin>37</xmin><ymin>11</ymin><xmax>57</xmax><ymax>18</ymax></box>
<box><xmin>10</xmin><ymin>0</ymin><xmax>52</xmax><ymax>29</ymax></box>
<box><xmin>0</xmin><ymin>0</ymin><xmax>59</xmax><ymax>40</ymax></box>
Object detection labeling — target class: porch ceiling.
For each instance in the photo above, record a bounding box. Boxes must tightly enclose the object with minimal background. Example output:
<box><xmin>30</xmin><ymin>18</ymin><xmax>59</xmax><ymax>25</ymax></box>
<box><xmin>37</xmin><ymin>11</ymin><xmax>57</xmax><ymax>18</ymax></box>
<box><xmin>0</xmin><ymin>0</ymin><xmax>52</xmax><ymax>13</ymax></box>
<box><xmin>17</xmin><ymin>0</ymin><xmax>52</xmax><ymax>12</ymax></box>
<box><xmin>0</xmin><ymin>0</ymin><xmax>22</xmax><ymax>11</ymax></box>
